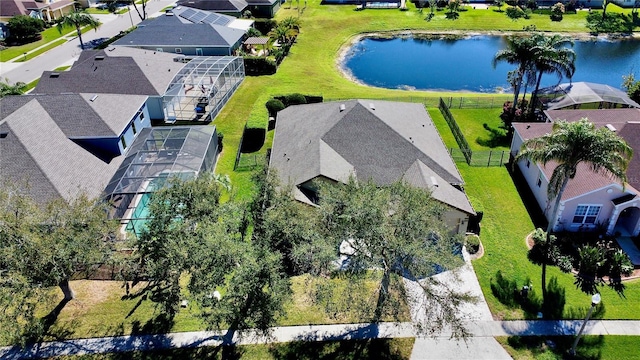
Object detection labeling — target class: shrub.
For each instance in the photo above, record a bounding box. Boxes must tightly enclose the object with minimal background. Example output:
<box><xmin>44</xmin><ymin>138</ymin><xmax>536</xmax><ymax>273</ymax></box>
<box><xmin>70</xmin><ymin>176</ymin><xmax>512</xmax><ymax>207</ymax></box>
<box><xmin>253</xmin><ymin>18</ymin><xmax>277</xmax><ymax>34</ymax></box>
<box><xmin>465</xmin><ymin>234</ymin><xmax>481</xmax><ymax>254</ymax></box>
<box><xmin>243</xmin><ymin>57</ymin><xmax>277</xmax><ymax>76</ymax></box>
<box><xmin>506</xmin><ymin>6</ymin><xmax>530</xmax><ymax>19</ymax></box>
<box><xmin>491</xmin><ymin>270</ymin><xmax>518</xmax><ymax>307</ymax></box>
<box><xmin>217</xmin><ymin>131</ymin><xmax>224</xmax><ymax>152</ymax></box>
<box><xmin>266</xmin><ymin>98</ymin><xmax>285</xmax><ymax>117</ymax></box>
<box><xmin>526</xmin><ymin>0</ymin><xmax>537</xmax><ymax>10</ymax></box>
<box><xmin>550</xmin><ymin>2</ymin><xmax>564</xmax><ymax>21</ymax></box>
<box><xmin>283</xmin><ymin>93</ymin><xmax>307</xmax><ymax>106</ymax></box>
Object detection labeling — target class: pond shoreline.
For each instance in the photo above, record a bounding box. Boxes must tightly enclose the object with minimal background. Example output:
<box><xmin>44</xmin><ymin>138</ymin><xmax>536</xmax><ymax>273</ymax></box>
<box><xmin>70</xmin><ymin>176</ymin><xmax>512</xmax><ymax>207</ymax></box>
<box><xmin>336</xmin><ymin>30</ymin><xmax>639</xmax><ymax>93</ymax></box>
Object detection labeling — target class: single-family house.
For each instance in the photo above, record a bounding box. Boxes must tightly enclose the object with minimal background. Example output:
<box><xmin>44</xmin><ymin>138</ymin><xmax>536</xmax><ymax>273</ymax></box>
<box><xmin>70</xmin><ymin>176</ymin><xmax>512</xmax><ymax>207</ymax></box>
<box><xmin>511</xmin><ymin>108</ymin><xmax>640</xmax><ymax>237</ymax></box>
<box><xmin>270</xmin><ymin>99</ymin><xmax>475</xmax><ymax>235</ymax></box>
<box><xmin>175</xmin><ymin>0</ymin><xmax>281</xmax><ymax>18</ymax></box>
<box><xmin>0</xmin><ymin>93</ymin><xmax>220</xmax><ymax>236</ymax></box>
<box><xmin>0</xmin><ymin>0</ymin><xmax>75</xmax><ymax>24</ymax></box>
<box><xmin>0</xmin><ymin>93</ymin><xmax>150</xmax><ymax>204</ymax></box>
<box><xmin>112</xmin><ymin>7</ymin><xmax>253</xmax><ymax>56</ymax></box>
<box><xmin>33</xmin><ymin>47</ymin><xmax>245</xmax><ymax>122</ymax></box>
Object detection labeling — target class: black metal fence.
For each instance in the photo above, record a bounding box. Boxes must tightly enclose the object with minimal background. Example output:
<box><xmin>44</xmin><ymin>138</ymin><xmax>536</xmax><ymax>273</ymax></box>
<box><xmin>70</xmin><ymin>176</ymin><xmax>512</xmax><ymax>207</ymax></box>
<box><xmin>449</xmin><ymin>148</ymin><xmax>509</xmax><ymax>167</ymax></box>
<box><xmin>324</xmin><ymin>96</ymin><xmax>508</xmax><ymax>109</ymax></box>
<box><xmin>439</xmin><ymin>97</ymin><xmax>509</xmax><ymax>167</ymax></box>
<box><xmin>439</xmin><ymin>97</ymin><xmax>471</xmax><ymax>163</ymax></box>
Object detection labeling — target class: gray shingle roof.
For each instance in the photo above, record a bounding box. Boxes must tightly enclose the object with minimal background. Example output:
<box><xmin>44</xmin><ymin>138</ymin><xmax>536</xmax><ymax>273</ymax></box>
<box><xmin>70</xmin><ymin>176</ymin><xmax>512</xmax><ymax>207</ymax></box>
<box><xmin>34</xmin><ymin>48</ymin><xmax>185</xmax><ymax>96</ymax></box>
<box><xmin>176</xmin><ymin>0</ymin><xmax>249</xmax><ymax>11</ymax></box>
<box><xmin>0</xmin><ymin>97</ymin><xmax>123</xmax><ymax>202</ymax></box>
<box><xmin>112</xmin><ymin>13</ymin><xmax>245</xmax><ymax>48</ymax></box>
<box><xmin>271</xmin><ymin>100</ymin><xmax>473</xmax><ymax>214</ymax></box>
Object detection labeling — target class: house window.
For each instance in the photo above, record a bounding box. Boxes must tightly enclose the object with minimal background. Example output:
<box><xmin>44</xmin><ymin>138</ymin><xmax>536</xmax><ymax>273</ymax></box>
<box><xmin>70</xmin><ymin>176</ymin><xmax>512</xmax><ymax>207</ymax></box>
<box><xmin>131</xmin><ymin>122</ymin><xmax>137</xmax><ymax>134</ymax></box>
<box><xmin>175</xmin><ymin>48</ymin><xmax>182</xmax><ymax>54</ymax></box>
<box><xmin>536</xmin><ymin>172</ymin><xmax>542</xmax><ymax>187</ymax></box>
<box><xmin>526</xmin><ymin>160</ymin><xmax>530</xmax><ymax>168</ymax></box>
<box><xmin>573</xmin><ymin>205</ymin><xmax>602</xmax><ymax>224</ymax></box>
<box><xmin>120</xmin><ymin>136</ymin><xmax>127</xmax><ymax>149</ymax></box>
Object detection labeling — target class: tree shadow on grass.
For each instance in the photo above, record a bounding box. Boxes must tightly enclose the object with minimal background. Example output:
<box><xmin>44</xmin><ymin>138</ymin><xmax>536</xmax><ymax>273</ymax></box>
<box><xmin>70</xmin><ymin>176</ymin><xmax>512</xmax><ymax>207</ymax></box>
<box><xmin>270</xmin><ymin>336</ymin><xmax>409</xmax><ymax>360</ymax></box>
<box><xmin>476</xmin><ymin>123</ymin><xmax>510</xmax><ymax>149</ymax></box>
<box><xmin>505</xmin><ymin>335</ymin><xmax>603</xmax><ymax>360</ymax></box>
<box><xmin>506</xmin><ymin>162</ymin><xmax>548</xmax><ymax>230</ymax></box>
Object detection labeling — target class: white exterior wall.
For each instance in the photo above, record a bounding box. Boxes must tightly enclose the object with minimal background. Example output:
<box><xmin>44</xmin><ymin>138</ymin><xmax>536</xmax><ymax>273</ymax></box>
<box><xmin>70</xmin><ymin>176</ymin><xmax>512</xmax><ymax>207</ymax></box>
<box><xmin>443</xmin><ymin>208</ymin><xmax>470</xmax><ymax>235</ymax></box>
<box><xmin>511</xmin><ymin>129</ymin><xmax>553</xmax><ymax>225</ymax></box>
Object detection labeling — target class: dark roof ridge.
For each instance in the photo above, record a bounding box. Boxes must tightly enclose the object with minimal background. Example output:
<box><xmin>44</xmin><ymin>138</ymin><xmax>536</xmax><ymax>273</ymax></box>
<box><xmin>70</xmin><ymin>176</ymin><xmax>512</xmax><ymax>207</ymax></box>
<box><xmin>348</xmin><ymin>101</ymin><xmax>461</xmax><ymax>185</ymax></box>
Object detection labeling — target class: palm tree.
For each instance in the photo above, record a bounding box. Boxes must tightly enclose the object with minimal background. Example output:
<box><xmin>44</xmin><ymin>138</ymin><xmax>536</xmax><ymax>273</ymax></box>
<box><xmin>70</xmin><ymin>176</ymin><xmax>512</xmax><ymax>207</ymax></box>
<box><xmin>515</xmin><ymin>119</ymin><xmax>632</xmax><ymax>308</ymax></box>
<box><xmin>529</xmin><ymin>35</ymin><xmax>576</xmax><ymax>116</ymax></box>
<box><xmin>57</xmin><ymin>10</ymin><xmax>100</xmax><ymax>51</ymax></box>
<box><xmin>493</xmin><ymin>35</ymin><xmax>540</xmax><ymax>120</ymax></box>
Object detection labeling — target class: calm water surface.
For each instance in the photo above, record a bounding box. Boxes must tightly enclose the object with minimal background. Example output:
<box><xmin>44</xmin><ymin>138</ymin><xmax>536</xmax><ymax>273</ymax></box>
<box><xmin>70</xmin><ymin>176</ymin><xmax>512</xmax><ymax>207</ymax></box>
<box><xmin>342</xmin><ymin>36</ymin><xmax>640</xmax><ymax>92</ymax></box>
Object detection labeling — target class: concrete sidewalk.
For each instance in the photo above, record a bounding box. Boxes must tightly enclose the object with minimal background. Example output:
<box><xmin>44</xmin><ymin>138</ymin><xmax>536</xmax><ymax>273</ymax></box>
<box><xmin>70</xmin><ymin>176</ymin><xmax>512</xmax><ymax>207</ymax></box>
<box><xmin>2</xmin><ymin>320</ymin><xmax>640</xmax><ymax>359</ymax></box>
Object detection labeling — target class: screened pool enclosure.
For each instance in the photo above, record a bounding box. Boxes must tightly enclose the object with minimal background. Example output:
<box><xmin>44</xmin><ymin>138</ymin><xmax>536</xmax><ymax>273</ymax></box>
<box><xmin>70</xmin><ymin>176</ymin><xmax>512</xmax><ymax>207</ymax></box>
<box><xmin>163</xmin><ymin>56</ymin><xmax>244</xmax><ymax>122</ymax></box>
<box><xmin>105</xmin><ymin>126</ymin><xmax>219</xmax><ymax>236</ymax></box>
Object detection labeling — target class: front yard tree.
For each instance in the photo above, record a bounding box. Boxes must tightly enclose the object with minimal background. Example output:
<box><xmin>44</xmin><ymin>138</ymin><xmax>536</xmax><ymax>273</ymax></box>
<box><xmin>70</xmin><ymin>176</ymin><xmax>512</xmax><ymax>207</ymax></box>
<box><xmin>6</xmin><ymin>15</ymin><xmax>45</xmax><ymax>44</ymax></box>
<box><xmin>0</xmin><ymin>189</ymin><xmax>115</xmax><ymax>301</ymax></box>
<box><xmin>56</xmin><ymin>10</ymin><xmax>100</xmax><ymax>50</ymax></box>
<box><xmin>515</xmin><ymin>119</ymin><xmax>632</xmax><ymax>312</ymax></box>
<box><xmin>316</xmin><ymin>178</ymin><xmax>474</xmax><ymax>337</ymax></box>
<box><xmin>131</xmin><ymin>173</ymin><xmax>289</xmax><ymax>334</ymax></box>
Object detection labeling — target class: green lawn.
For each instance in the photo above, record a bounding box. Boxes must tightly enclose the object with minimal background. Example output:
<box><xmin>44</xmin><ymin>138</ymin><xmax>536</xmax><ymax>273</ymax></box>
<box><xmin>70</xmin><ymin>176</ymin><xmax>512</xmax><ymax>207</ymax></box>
<box><xmin>33</xmin><ymin>272</ymin><xmax>409</xmax><ymax>343</ymax></box>
<box><xmin>0</xmin><ymin>23</ymin><xmax>100</xmax><ymax>62</ymax></box>
<box><xmin>497</xmin><ymin>335</ymin><xmax>640</xmax><ymax>359</ymax></box>
<box><xmin>211</xmin><ymin>0</ymin><xmax>640</xmax><ymax>321</ymax></box>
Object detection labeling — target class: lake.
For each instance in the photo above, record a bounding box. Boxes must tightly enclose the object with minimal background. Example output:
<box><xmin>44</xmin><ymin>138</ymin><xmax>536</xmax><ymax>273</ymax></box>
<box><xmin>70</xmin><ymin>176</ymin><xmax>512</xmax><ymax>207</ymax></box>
<box><xmin>341</xmin><ymin>35</ymin><xmax>640</xmax><ymax>93</ymax></box>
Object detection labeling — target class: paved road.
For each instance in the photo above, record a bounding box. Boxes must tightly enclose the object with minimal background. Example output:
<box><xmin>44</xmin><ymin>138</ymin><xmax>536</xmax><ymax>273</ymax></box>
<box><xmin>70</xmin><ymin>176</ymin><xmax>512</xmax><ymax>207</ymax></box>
<box><xmin>0</xmin><ymin>0</ymin><xmax>176</xmax><ymax>85</ymax></box>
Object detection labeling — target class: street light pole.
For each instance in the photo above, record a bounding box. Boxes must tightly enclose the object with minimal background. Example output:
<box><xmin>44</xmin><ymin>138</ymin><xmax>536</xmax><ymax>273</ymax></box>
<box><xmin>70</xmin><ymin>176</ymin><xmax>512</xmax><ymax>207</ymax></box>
<box><xmin>570</xmin><ymin>293</ymin><xmax>601</xmax><ymax>356</ymax></box>
<box><xmin>127</xmin><ymin>5</ymin><xmax>134</xmax><ymax>29</ymax></box>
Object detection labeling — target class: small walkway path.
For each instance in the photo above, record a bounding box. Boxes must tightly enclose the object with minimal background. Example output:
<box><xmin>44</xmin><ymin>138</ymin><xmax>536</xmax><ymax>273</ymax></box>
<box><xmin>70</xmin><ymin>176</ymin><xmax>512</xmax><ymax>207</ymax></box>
<box><xmin>2</xmin><ymin>320</ymin><xmax>640</xmax><ymax>359</ymax></box>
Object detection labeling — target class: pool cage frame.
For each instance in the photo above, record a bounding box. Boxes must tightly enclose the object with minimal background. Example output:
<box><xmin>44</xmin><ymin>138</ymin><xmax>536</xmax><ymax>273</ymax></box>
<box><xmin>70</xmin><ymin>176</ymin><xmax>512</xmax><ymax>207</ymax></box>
<box><xmin>104</xmin><ymin>126</ymin><xmax>219</xmax><ymax>237</ymax></box>
<box><xmin>162</xmin><ymin>56</ymin><xmax>245</xmax><ymax>123</ymax></box>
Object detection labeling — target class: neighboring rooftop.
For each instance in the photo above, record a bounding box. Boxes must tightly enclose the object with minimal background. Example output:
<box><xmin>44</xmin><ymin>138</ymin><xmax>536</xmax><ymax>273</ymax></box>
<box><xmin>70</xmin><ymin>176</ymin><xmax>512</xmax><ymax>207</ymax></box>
<box><xmin>0</xmin><ymin>95</ymin><xmax>143</xmax><ymax>203</ymax></box>
<box><xmin>34</xmin><ymin>47</ymin><xmax>187</xmax><ymax>96</ymax></box>
<box><xmin>112</xmin><ymin>8</ymin><xmax>250</xmax><ymax>49</ymax></box>
<box><xmin>535</xmin><ymin>82</ymin><xmax>640</xmax><ymax>110</ymax></box>
<box><xmin>270</xmin><ymin>100</ymin><xmax>474</xmax><ymax>214</ymax></box>
<box><xmin>514</xmin><ymin>108</ymin><xmax>640</xmax><ymax>200</ymax></box>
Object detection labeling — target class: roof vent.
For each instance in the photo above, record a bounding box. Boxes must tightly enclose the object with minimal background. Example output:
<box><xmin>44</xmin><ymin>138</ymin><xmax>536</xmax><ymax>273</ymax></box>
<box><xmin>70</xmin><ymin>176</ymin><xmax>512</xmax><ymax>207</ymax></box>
<box><xmin>95</xmin><ymin>55</ymin><xmax>105</xmax><ymax>60</ymax></box>
<box><xmin>606</xmin><ymin>124</ymin><xmax>616</xmax><ymax>131</ymax></box>
<box><xmin>49</xmin><ymin>72</ymin><xmax>60</xmax><ymax>78</ymax></box>
<box><xmin>430</xmin><ymin>176</ymin><xmax>439</xmax><ymax>187</ymax></box>
<box><xmin>369</xmin><ymin>103</ymin><xmax>375</xmax><ymax>110</ymax></box>
<box><xmin>0</xmin><ymin>131</ymin><xmax>8</xmax><ymax>138</ymax></box>
<box><xmin>339</xmin><ymin>104</ymin><xmax>346</xmax><ymax>112</ymax></box>
<box><xmin>90</xmin><ymin>94</ymin><xmax>98</xmax><ymax>102</ymax></box>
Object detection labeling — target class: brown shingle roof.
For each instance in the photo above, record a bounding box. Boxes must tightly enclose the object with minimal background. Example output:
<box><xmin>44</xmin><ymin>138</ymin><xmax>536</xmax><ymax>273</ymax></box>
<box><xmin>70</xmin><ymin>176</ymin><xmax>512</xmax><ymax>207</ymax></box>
<box><xmin>514</xmin><ymin>108</ymin><xmax>640</xmax><ymax>200</ymax></box>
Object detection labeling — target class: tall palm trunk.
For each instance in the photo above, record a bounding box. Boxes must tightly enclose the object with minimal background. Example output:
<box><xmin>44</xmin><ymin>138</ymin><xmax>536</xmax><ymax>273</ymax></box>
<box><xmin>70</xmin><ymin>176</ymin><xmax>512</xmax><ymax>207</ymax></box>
<box><xmin>76</xmin><ymin>25</ymin><xmax>85</xmax><ymax>50</ymax></box>
<box><xmin>510</xmin><ymin>69</ymin><xmax>524</xmax><ymax>119</ymax></box>
<box><xmin>541</xmin><ymin>175</ymin><xmax>570</xmax><ymax>311</ymax></box>
<box><xmin>529</xmin><ymin>71</ymin><xmax>544</xmax><ymax>119</ymax></box>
